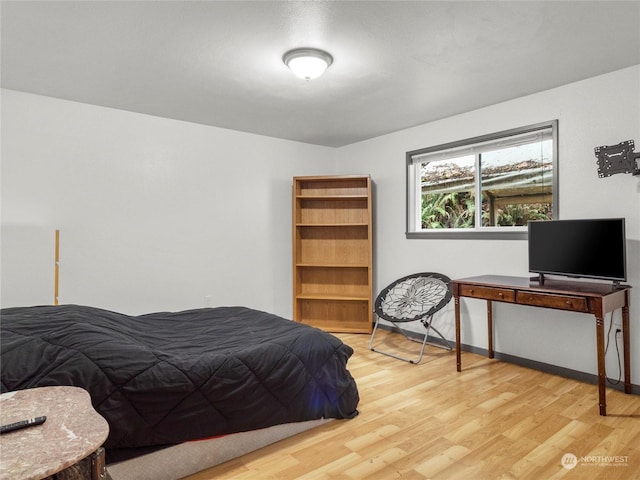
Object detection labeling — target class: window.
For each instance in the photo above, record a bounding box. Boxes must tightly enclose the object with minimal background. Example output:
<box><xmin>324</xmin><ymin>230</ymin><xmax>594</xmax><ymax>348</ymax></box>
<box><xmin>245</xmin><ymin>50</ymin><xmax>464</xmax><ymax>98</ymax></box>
<box><xmin>406</xmin><ymin>120</ymin><xmax>558</xmax><ymax>239</ymax></box>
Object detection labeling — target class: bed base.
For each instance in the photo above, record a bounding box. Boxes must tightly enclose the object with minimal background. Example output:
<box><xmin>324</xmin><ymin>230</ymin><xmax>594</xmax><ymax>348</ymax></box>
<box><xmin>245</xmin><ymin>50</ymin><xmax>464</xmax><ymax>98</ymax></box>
<box><xmin>107</xmin><ymin>419</ymin><xmax>331</xmax><ymax>480</ymax></box>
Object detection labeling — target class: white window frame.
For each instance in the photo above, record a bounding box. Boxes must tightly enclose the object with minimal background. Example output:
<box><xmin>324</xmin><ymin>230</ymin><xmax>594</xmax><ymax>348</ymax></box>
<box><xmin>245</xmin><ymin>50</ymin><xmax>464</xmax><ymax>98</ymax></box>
<box><xmin>406</xmin><ymin>120</ymin><xmax>558</xmax><ymax>240</ymax></box>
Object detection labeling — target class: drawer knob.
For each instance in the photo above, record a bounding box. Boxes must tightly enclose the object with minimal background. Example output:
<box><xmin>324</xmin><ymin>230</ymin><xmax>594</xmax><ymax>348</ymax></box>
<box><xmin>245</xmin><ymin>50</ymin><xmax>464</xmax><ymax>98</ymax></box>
<box><xmin>469</xmin><ymin>289</ymin><xmax>474</xmax><ymax>294</ymax></box>
<box><xmin>499</xmin><ymin>293</ymin><xmax>504</xmax><ymax>298</ymax></box>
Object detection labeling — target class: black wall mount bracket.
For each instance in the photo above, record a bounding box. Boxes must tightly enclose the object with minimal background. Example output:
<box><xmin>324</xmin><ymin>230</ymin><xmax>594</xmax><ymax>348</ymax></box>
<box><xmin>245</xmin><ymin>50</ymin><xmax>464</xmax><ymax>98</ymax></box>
<box><xmin>594</xmin><ymin>140</ymin><xmax>640</xmax><ymax>177</ymax></box>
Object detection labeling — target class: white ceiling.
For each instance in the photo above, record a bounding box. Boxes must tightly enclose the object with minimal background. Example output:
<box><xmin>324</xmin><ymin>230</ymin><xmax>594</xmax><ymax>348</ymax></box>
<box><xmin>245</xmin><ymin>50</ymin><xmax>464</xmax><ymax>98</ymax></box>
<box><xmin>2</xmin><ymin>1</ymin><xmax>639</xmax><ymax>147</ymax></box>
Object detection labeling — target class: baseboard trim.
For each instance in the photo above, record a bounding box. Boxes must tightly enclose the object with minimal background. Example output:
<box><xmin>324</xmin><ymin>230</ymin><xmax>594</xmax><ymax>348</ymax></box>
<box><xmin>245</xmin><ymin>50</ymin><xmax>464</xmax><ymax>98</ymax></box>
<box><xmin>377</xmin><ymin>324</ymin><xmax>640</xmax><ymax>395</ymax></box>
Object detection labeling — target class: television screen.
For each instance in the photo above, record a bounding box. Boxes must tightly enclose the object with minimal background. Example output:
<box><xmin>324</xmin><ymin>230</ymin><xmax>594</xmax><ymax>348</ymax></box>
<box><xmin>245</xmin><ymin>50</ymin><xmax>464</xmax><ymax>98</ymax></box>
<box><xmin>528</xmin><ymin>218</ymin><xmax>626</xmax><ymax>283</ymax></box>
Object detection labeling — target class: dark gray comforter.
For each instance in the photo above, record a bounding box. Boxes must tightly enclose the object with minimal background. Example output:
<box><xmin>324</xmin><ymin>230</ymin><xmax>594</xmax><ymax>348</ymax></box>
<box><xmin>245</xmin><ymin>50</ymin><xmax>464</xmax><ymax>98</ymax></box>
<box><xmin>0</xmin><ymin>305</ymin><xmax>359</xmax><ymax>449</ymax></box>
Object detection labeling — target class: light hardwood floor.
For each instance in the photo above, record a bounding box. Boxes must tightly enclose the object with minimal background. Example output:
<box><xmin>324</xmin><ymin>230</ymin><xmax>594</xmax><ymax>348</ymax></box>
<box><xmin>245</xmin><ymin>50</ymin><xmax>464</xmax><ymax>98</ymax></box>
<box><xmin>185</xmin><ymin>330</ymin><xmax>640</xmax><ymax>479</ymax></box>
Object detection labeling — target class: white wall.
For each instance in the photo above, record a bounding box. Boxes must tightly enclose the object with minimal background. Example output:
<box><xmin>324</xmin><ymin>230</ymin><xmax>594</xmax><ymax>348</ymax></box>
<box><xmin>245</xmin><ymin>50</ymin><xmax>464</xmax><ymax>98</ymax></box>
<box><xmin>1</xmin><ymin>226</ymin><xmax>56</xmax><ymax>306</ymax></box>
<box><xmin>336</xmin><ymin>65</ymin><xmax>640</xmax><ymax>384</ymax></box>
<box><xmin>1</xmin><ymin>90</ymin><xmax>335</xmax><ymax>316</ymax></box>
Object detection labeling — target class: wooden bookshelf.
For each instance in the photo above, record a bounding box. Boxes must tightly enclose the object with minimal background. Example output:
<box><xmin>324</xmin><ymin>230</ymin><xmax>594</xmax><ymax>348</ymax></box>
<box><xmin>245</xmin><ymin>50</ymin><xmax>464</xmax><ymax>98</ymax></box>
<box><xmin>293</xmin><ymin>175</ymin><xmax>373</xmax><ymax>333</ymax></box>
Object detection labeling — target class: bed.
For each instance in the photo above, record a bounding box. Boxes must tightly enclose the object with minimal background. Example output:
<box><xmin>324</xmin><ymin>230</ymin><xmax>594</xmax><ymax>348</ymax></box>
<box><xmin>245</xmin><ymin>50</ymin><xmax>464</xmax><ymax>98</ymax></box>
<box><xmin>0</xmin><ymin>304</ymin><xmax>360</xmax><ymax>465</ymax></box>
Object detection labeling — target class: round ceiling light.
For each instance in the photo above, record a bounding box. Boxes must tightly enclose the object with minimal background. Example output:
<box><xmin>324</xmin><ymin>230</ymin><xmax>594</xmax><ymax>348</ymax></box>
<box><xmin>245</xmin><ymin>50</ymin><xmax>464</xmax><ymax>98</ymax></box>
<box><xmin>283</xmin><ymin>48</ymin><xmax>333</xmax><ymax>80</ymax></box>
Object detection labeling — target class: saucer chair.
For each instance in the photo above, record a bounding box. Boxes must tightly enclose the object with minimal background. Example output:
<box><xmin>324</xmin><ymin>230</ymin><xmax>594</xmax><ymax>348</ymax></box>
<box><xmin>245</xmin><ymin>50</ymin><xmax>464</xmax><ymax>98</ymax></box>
<box><xmin>369</xmin><ymin>272</ymin><xmax>453</xmax><ymax>364</ymax></box>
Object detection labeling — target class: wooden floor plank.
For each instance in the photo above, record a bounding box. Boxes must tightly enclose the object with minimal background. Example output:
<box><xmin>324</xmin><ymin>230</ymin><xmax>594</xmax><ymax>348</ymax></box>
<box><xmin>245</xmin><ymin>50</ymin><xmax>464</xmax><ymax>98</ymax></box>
<box><xmin>184</xmin><ymin>331</ymin><xmax>640</xmax><ymax>480</ymax></box>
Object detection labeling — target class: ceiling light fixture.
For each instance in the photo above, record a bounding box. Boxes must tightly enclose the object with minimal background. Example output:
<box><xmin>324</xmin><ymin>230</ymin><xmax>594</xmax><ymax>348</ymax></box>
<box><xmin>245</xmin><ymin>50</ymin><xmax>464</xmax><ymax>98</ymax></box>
<box><xmin>283</xmin><ymin>48</ymin><xmax>333</xmax><ymax>81</ymax></box>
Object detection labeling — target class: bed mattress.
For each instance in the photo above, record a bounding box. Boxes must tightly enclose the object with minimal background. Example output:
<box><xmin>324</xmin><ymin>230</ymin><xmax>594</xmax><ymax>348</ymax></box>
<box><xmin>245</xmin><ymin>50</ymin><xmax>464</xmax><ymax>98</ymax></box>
<box><xmin>0</xmin><ymin>305</ymin><xmax>359</xmax><ymax>450</ymax></box>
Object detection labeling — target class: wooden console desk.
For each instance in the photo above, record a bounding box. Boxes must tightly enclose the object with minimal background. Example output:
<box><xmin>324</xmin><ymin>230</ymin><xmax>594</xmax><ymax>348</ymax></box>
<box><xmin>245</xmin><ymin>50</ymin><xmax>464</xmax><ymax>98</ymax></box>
<box><xmin>452</xmin><ymin>275</ymin><xmax>631</xmax><ymax>416</ymax></box>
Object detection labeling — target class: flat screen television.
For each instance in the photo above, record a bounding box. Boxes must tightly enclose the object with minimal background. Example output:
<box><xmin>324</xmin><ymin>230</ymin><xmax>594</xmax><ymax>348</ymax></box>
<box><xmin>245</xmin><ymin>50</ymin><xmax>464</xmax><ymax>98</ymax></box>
<box><xmin>528</xmin><ymin>218</ymin><xmax>627</xmax><ymax>284</ymax></box>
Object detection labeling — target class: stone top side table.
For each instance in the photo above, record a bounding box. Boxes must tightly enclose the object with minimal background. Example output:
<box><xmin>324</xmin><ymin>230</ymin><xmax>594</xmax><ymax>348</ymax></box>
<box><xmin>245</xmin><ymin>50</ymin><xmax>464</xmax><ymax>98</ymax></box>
<box><xmin>0</xmin><ymin>386</ymin><xmax>110</xmax><ymax>480</ymax></box>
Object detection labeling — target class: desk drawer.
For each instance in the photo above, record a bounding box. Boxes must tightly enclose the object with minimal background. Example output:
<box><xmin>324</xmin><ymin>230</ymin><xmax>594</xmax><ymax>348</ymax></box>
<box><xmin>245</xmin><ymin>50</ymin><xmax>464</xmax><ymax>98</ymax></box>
<box><xmin>460</xmin><ymin>285</ymin><xmax>515</xmax><ymax>302</ymax></box>
<box><xmin>517</xmin><ymin>291</ymin><xmax>588</xmax><ymax>312</ymax></box>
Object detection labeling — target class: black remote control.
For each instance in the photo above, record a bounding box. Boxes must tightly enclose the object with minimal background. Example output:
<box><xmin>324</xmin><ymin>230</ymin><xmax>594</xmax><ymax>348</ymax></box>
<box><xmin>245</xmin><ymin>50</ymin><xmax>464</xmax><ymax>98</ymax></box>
<box><xmin>0</xmin><ymin>416</ymin><xmax>47</xmax><ymax>434</ymax></box>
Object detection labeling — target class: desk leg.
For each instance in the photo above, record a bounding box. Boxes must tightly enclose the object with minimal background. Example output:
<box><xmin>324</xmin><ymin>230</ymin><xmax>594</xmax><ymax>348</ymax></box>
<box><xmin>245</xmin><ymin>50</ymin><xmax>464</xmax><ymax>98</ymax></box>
<box><xmin>455</xmin><ymin>295</ymin><xmax>461</xmax><ymax>372</ymax></box>
<box><xmin>623</xmin><ymin>292</ymin><xmax>631</xmax><ymax>394</ymax></box>
<box><xmin>487</xmin><ymin>300</ymin><xmax>494</xmax><ymax>359</ymax></box>
<box><xmin>595</xmin><ymin>313</ymin><xmax>606</xmax><ymax>416</ymax></box>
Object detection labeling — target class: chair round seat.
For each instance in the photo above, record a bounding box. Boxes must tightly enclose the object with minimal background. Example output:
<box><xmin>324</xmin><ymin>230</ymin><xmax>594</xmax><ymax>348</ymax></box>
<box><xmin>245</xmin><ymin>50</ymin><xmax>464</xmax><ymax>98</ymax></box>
<box><xmin>375</xmin><ymin>272</ymin><xmax>452</xmax><ymax>322</ymax></box>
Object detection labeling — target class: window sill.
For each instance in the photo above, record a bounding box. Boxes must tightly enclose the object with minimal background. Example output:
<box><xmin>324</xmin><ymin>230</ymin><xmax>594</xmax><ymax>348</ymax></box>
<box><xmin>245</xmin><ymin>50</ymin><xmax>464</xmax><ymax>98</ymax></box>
<box><xmin>406</xmin><ymin>228</ymin><xmax>528</xmax><ymax>240</ymax></box>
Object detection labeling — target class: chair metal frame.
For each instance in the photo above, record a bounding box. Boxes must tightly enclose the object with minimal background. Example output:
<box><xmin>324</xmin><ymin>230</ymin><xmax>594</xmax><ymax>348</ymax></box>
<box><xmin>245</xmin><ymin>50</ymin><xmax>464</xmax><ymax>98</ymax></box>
<box><xmin>369</xmin><ymin>272</ymin><xmax>453</xmax><ymax>364</ymax></box>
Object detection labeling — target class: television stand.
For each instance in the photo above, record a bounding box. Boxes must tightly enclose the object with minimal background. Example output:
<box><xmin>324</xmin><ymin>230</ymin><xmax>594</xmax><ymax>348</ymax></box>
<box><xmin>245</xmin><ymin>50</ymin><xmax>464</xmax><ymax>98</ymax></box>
<box><xmin>452</xmin><ymin>275</ymin><xmax>632</xmax><ymax>416</ymax></box>
<box><xmin>530</xmin><ymin>273</ymin><xmax>545</xmax><ymax>284</ymax></box>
